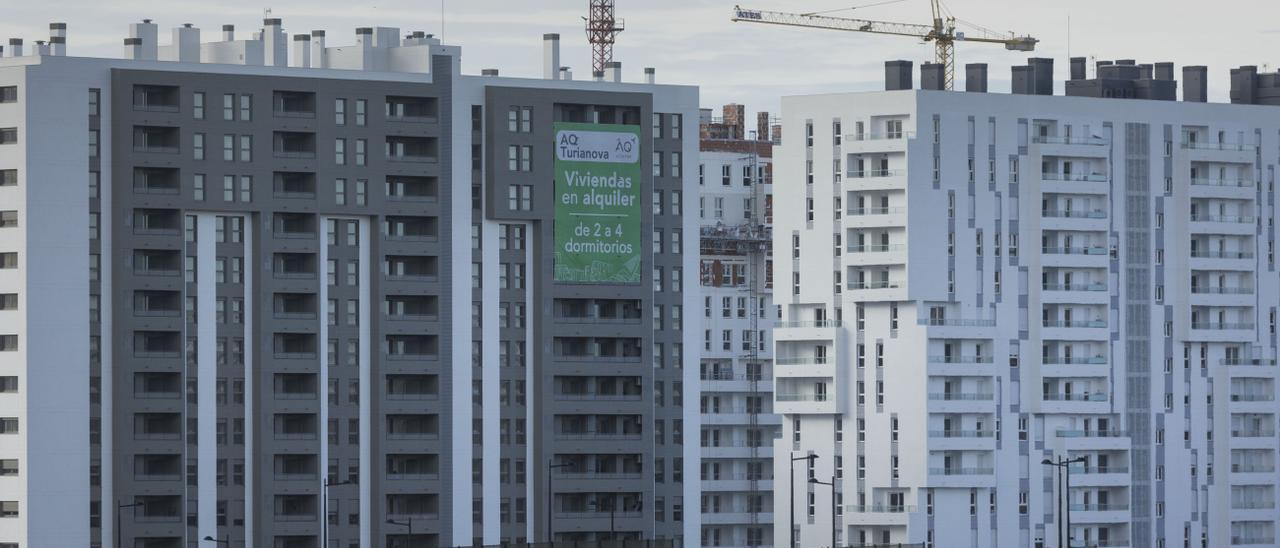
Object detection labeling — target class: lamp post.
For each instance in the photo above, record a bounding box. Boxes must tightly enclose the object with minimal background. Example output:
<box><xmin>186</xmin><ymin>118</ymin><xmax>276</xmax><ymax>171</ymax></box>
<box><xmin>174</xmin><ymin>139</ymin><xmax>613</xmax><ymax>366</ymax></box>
<box><xmin>323</xmin><ymin>477</ymin><xmax>355</xmax><ymax>548</ymax></box>
<box><xmin>117</xmin><ymin>500</ymin><xmax>142</xmax><ymax>548</ymax></box>
<box><xmin>808</xmin><ymin>475</ymin><xmax>837</xmax><ymax>548</ymax></box>
<box><xmin>386</xmin><ymin>518</ymin><xmax>412</xmax><ymax>547</ymax></box>
<box><xmin>589</xmin><ymin>499</ymin><xmax>617</xmax><ymax>541</ymax></box>
<box><xmin>547</xmin><ymin>460</ymin><xmax>571</xmax><ymax>546</ymax></box>
<box><xmin>789</xmin><ymin>453</ymin><xmax>818</xmax><ymax>548</ymax></box>
<box><xmin>202</xmin><ymin>534</ymin><xmax>229</xmax><ymax>545</ymax></box>
<box><xmin>1041</xmin><ymin>456</ymin><xmax>1087</xmax><ymax>547</ymax></box>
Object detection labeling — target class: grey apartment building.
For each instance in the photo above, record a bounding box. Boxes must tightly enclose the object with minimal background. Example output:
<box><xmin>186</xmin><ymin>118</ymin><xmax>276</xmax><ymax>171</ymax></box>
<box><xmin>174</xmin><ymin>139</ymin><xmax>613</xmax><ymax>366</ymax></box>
<box><xmin>0</xmin><ymin>20</ymin><xmax>698</xmax><ymax>548</ymax></box>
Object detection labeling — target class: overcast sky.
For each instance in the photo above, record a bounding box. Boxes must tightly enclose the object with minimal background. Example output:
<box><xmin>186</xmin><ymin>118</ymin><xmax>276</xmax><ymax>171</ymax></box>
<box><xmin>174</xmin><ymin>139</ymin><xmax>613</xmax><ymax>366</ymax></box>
<box><xmin>2</xmin><ymin>0</ymin><xmax>1277</xmax><ymax>120</ymax></box>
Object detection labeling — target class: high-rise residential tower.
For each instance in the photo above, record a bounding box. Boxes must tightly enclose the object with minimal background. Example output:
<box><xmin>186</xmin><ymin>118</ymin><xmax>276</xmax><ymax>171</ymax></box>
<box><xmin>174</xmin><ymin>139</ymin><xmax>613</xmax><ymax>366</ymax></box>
<box><xmin>697</xmin><ymin>107</ymin><xmax>777</xmax><ymax>548</ymax></box>
<box><xmin>0</xmin><ymin>20</ymin><xmax>699</xmax><ymax>548</ymax></box>
<box><xmin>774</xmin><ymin>59</ymin><xmax>1280</xmax><ymax>548</ymax></box>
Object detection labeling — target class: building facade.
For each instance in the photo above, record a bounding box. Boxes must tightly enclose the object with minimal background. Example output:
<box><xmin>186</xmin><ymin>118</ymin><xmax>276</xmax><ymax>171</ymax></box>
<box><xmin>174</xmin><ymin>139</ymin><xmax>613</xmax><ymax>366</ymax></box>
<box><xmin>774</xmin><ymin>61</ymin><xmax>1280</xmax><ymax>548</ymax></box>
<box><xmin>698</xmin><ymin>119</ymin><xmax>777</xmax><ymax>548</ymax></box>
<box><xmin>0</xmin><ymin>19</ymin><xmax>699</xmax><ymax>548</ymax></box>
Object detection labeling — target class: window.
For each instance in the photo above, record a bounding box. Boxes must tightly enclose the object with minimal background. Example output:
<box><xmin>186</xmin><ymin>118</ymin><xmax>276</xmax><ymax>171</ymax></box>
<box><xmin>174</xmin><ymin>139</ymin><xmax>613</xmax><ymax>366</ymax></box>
<box><xmin>0</xmin><ymin>170</ymin><xmax>14</xmax><ymax>187</ymax></box>
<box><xmin>653</xmin><ymin>152</ymin><xmax>663</xmax><ymax>177</ymax></box>
<box><xmin>193</xmin><ymin>133</ymin><xmax>205</xmax><ymax>160</ymax></box>
<box><xmin>335</xmin><ymin>138</ymin><xmax>346</xmax><ymax>165</ymax></box>
<box><xmin>0</xmin><ymin>336</ymin><xmax>13</xmax><ymax>351</ymax></box>
<box><xmin>0</xmin><ymin>87</ymin><xmax>15</xmax><ymax>103</ymax></box>
<box><xmin>239</xmin><ymin>135</ymin><xmax>252</xmax><ymax>161</ymax></box>
<box><xmin>355</xmin><ymin>99</ymin><xmax>367</xmax><ymax>126</ymax></box>
<box><xmin>671</xmin><ymin>152</ymin><xmax>682</xmax><ymax>177</ymax></box>
<box><xmin>0</xmin><ymin>294</ymin><xmax>15</xmax><ymax>311</ymax></box>
<box><xmin>223</xmin><ymin>175</ymin><xmax>235</xmax><ymax>201</ymax></box>
<box><xmin>87</xmin><ymin>129</ymin><xmax>96</xmax><ymax>156</ymax></box>
<box><xmin>334</xmin><ymin>98</ymin><xmax>347</xmax><ymax>125</ymax></box>
<box><xmin>193</xmin><ymin>92</ymin><xmax>205</xmax><ymax>119</ymax></box>
<box><xmin>0</xmin><ymin>253</ymin><xmax>15</xmax><ymax>269</ymax></box>
<box><xmin>671</xmin><ymin>114</ymin><xmax>682</xmax><ymax>139</ymax></box>
<box><xmin>193</xmin><ymin>174</ymin><xmax>205</xmax><ymax>201</ymax></box>
<box><xmin>239</xmin><ymin>94</ymin><xmax>252</xmax><ymax>121</ymax></box>
<box><xmin>223</xmin><ymin>134</ymin><xmax>234</xmax><ymax>161</ymax></box>
<box><xmin>335</xmin><ymin>179</ymin><xmax>347</xmax><ymax>205</ymax></box>
<box><xmin>239</xmin><ymin>176</ymin><xmax>252</xmax><ymax>202</ymax></box>
<box><xmin>0</xmin><ymin>212</ymin><xmax>16</xmax><ymax>228</ymax></box>
<box><xmin>355</xmin><ymin>139</ymin><xmax>366</xmax><ymax>166</ymax></box>
<box><xmin>222</xmin><ymin>93</ymin><xmax>234</xmax><ymax>120</ymax></box>
<box><xmin>355</xmin><ymin>179</ymin><xmax>367</xmax><ymax>206</ymax></box>
<box><xmin>0</xmin><ymin>418</ymin><xmax>16</xmax><ymax>433</ymax></box>
<box><xmin>0</xmin><ymin>501</ymin><xmax>16</xmax><ymax>517</ymax></box>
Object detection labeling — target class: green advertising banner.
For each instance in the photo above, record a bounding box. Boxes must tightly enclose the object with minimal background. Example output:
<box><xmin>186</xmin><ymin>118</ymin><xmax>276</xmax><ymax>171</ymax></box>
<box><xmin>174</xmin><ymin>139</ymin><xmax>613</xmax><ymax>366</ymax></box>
<box><xmin>553</xmin><ymin>122</ymin><xmax>643</xmax><ymax>284</ymax></box>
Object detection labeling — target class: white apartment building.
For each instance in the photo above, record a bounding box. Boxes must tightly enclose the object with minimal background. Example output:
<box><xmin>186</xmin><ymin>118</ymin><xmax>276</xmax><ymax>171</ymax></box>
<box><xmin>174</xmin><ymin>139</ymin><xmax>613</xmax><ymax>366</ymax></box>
<box><xmin>699</xmin><ymin>134</ymin><xmax>777</xmax><ymax>547</ymax></box>
<box><xmin>773</xmin><ymin>59</ymin><xmax>1280</xmax><ymax>548</ymax></box>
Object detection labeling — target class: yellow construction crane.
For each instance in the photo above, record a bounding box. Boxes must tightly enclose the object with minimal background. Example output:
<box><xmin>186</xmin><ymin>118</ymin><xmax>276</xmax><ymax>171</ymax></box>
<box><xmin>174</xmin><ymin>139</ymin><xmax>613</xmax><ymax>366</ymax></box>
<box><xmin>731</xmin><ymin>1</ymin><xmax>1037</xmax><ymax>90</ymax></box>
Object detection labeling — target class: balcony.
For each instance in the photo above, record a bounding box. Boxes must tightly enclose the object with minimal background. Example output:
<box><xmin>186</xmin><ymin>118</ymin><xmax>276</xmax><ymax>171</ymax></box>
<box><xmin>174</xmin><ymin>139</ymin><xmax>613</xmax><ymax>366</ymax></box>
<box><xmin>133</xmin><ymin>167</ymin><xmax>179</xmax><ymax>195</ymax></box>
<box><xmin>1033</xmin><ymin>136</ymin><xmax>1106</xmax><ymax>146</ymax></box>
<box><xmin>845</xmin><ymin>169</ymin><xmax>904</xmax><ymax>179</ymax></box>
<box><xmin>273</xmin><ymin>172</ymin><xmax>316</xmax><ymax>199</ymax></box>
<box><xmin>1042</xmin><ymin>209</ymin><xmax>1107</xmax><ymax>219</ymax></box>
<box><xmin>1041</xmin><ymin>172</ymin><xmax>1108</xmax><ymax>182</ymax></box>
<box><xmin>928</xmin><ymin>430</ymin><xmax>994</xmax><ymax>438</ymax></box>
<box><xmin>929</xmin><ymin>467</ymin><xmax>994</xmax><ymax>475</ymax></box>
<box><xmin>927</xmin><ymin>392</ymin><xmax>994</xmax><ymax>401</ymax></box>
<box><xmin>272</xmin><ymin>91</ymin><xmax>316</xmax><ymax>118</ymax></box>
<box><xmin>846</xmin><ymin>207</ymin><xmax>904</xmax><ymax>217</ymax></box>
<box><xmin>1042</xmin><ymin>246</ymin><xmax>1108</xmax><ymax>256</ymax></box>
<box><xmin>386</xmin><ymin>176</ymin><xmax>438</xmax><ymax>202</ymax></box>
<box><xmin>1190</xmin><ymin>177</ymin><xmax>1254</xmax><ymax>188</ymax></box>
<box><xmin>919</xmin><ymin>318</ymin><xmax>996</xmax><ymax>328</ymax></box>
<box><xmin>386</xmin><ymin>136</ymin><xmax>438</xmax><ymax>163</ymax></box>
<box><xmin>1043</xmin><ymin>393</ymin><xmax>1109</xmax><ymax>402</ymax></box>
<box><xmin>1043</xmin><ymin>320</ymin><xmax>1107</xmax><ymax>329</ymax></box>
<box><xmin>1222</xmin><ymin>358</ymin><xmax>1276</xmax><ymax>367</ymax></box>
<box><xmin>132</xmin><ymin>85</ymin><xmax>180</xmax><ymax>112</ymax></box>
<box><xmin>132</xmin><ymin>125</ymin><xmax>180</xmax><ymax>154</ymax></box>
<box><xmin>1181</xmin><ymin>140</ymin><xmax>1254</xmax><ymax>152</ymax></box>
<box><xmin>1190</xmin><ymin>214</ymin><xmax>1254</xmax><ymax>224</ymax></box>
<box><xmin>385</xmin><ymin>96</ymin><xmax>439</xmax><ymax>122</ymax></box>
<box><xmin>1043</xmin><ymin>283</ymin><xmax>1107</xmax><ymax>292</ymax></box>
<box><xmin>273</xmin><ymin>131</ymin><xmax>317</xmax><ymax>159</ymax></box>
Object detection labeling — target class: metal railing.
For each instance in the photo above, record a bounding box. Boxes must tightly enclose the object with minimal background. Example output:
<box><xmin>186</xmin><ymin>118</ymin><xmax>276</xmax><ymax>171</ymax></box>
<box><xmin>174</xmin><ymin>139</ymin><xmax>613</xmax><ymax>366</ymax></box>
<box><xmin>927</xmin><ymin>430</ymin><xmax>994</xmax><ymax>438</ymax></box>
<box><xmin>928</xmin><ymin>467</ymin><xmax>994</xmax><ymax>475</ymax></box>
<box><xmin>1040</xmin><ymin>173</ymin><xmax>1109</xmax><ymax>182</ymax></box>
<box><xmin>1189</xmin><ymin>214</ymin><xmax>1254</xmax><ymax>223</ymax></box>
<box><xmin>1042</xmin><ymin>209</ymin><xmax>1107</xmax><ymax>219</ymax></box>
<box><xmin>846</xmin><ymin>244</ymin><xmax>905</xmax><ymax>253</ymax></box>
<box><xmin>927</xmin><ymin>355</ymin><xmax>993</xmax><ymax>364</ymax></box>
<box><xmin>1055</xmin><ymin>429</ymin><xmax>1128</xmax><ymax>438</ymax></box>
<box><xmin>1042</xmin><ymin>283</ymin><xmax>1107</xmax><ymax>291</ymax></box>
<box><xmin>776</xmin><ymin>393</ymin><xmax>829</xmax><ymax>402</ymax></box>
<box><xmin>1181</xmin><ymin>141</ymin><xmax>1254</xmax><ymax>151</ymax></box>
<box><xmin>846</xmin><ymin>169</ymin><xmax>905</xmax><ymax>179</ymax></box>
<box><xmin>1032</xmin><ymin>135</ymin><xmax>1106</xmax><ymax>146</ymax></box>
<box><xmin>774</xmin><ymin>320</ymin><xmax>842</xmax><ymax>328</ymax></box>
<box><xmin>918</xmin><ymin>318</ymin><xmax>996</xmax><ymax>327</ymax></box>
<box><xmin>847</xmin><ymin>207</ymin><xmax>905</xmax><ymax>216</ymax></box>
<box><xmin>1189</xmin><ymin>177</ymin><xmax>1254</xmax><ymax>188</ymax></box>
<box><xmin>846</xmin><ymin>131</ymin><xmax>915</xmax><ymax>141</ymax></box>
<box><xmin>927</xmin><ymin>393</ymin><xmax>994</xmax><ymax>401</ymax></box>
<box><xmin>1042</xmin><ymin>393</ymin><xmax>1109</xmax><ymax>402</ymax></box>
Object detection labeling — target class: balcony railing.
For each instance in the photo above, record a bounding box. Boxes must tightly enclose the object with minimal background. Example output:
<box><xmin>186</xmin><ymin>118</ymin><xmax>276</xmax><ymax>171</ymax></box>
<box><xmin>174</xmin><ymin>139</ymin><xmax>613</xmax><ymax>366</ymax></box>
<box><xmin>927</xmin><ymin>429</ymin><xmax>994</xmax><ymax>438</ymax></box>
<box><xmin>1042</xmin><ymin>246</ymin><xmax>1108</xmax><ymax>255</ymax></box>
<box><xmin>848</xmin><ymin>281</ymin><xmax>900</xmax><ymax>290</ymax></box>
<box><xmin>1231</xmin><ymin>537</ymin><xmax>1276</xmax><ymax>546</ymax></box>
<box><xmin>846</xmin><ymin>504</ymin><xmax>916</xmax><ymax>513</ymax></box>
<box><xmin>1190</xmin><ymin>286</ymin><xmax>1254</xmax><ymax>295</ymax></box>
<box><xmin>1189</xmin><ymin>177</ymin><xmax>1254</xmax><ymax>188</ymax></box>
<box><xmin>1230</xmin><ymin>394</ymin><xmax>1274</xmax><ymax>402</ymax></box>
<box><xmin>846</xmin><ymin>244</ymin><xmax>904</xmax><ymax>253</ymax></box>
<box><xmin>1055</xmin><ymin>429</ymin><xmax>1128</xmax><ymax>438</ymax></box>
<box><xmin>1190</xmin><ymin>214</ymin><xmax>1254</xmax><ymax>223</ymax></box>
<box><xmin>1042</xmin><ymin>393</ymin><xmax>1109</xmax><ymax>402</ymax></box>
<box><xmin>919</xmin><ymin>318</ymin><xmax>996</xmax><ymax>327</ymax></box>
<box><xmin>927</xmin><ymin>393</ymin><xmax>994</xmax><ymax>401</ymax></box>
<box><xmin>1231</xmin><ymin>463</ymin><xmax>1276</xmax><ymax>473</ymax></box>
<box><xmin>928</xmin><ymin>467</ymin><xmax>993</xmax><ymax>476</ymax></box>
<box><xmin>774</xmin><ymin>320</ymin><xmax>842</xmax><ymax>328</ymax></box>
<box><xmin>1191</xmin><ymin>322</ymin><xmax>1255</xmax><ymax>330</ymax></box>
<box><xmin>1042</xmin><ymin>356</ymin><xmax>1107</xmax><ymax>365</ymax></box>
<box><xmin>1181</xmin><ymin>141</ymin><xmax>1254</xmax><ymax>151</ymax></box>
<box><xmin>846</xmin><ymin>169</ymin><xmax>904</xmax><ymax>179</ymax></box>
<box><xmin>1033</xmin><ymin>135</ymin><xmax>1106</xmax><ymax>145</ymax></box>
<box><xmin>1069</xmin><ymin>466</ymin><xmax>1129</xmax><ymax>474</ymax></box>
<box><xmin>1041</xmin><ymin>173</ymin><xmax>1109</xmax><ymax>182</ymax></box>
<box><xmin>1190</xmin><ymin>250</ymin><xmax>1254</xmax><ymax>259</ymax></box>
<box><xmin>1043</xmin><ymin>283</ymin><xmax>1108</xmax><ymax>292</ymax></box>
<box><xmin>846</xmin><ymin>131</ymin><xmax>914</xmax><ymax>141</ymax></box>
<box><xmin>846</xmin><ymin>207</ymin><xmax>904</xmax><ymax>216</ymax></box>
<box><xmin>1042</xmin><ymin>209</ymin><xmax>1107</xmax><ymax>219</ymax></box>
<box><xmin>554</xmin><ymin>432</ymin><xmax>643</xmax><ymax>441</ymax></box>
<box><xmin>1222</xmin><ymin>358</ymin><xmax>1276</xmax><ymax>366</ymax></box>
<box><xmin>775</xmin><ymin>357</ymin><xmax>829</xmax><ymax>366</ymax></box>
<box><xmin>1068</xmin><ymin>503</ymin><xmax>1129</xmax><ymax>512</ymax></box>
<box><xmin>776</xmin><ymin>393</ymin><xmax>829</xmax><ymax>402</ymax></box>
<box><xmin>1043</xmin><ymin>320</ymin><xmax>1107</xmax><ymax>328</ymax></box>
<box><xmin>927</xmin><ymin>355</ymin><xmax>993</xmax><ymax>364</ymax></box>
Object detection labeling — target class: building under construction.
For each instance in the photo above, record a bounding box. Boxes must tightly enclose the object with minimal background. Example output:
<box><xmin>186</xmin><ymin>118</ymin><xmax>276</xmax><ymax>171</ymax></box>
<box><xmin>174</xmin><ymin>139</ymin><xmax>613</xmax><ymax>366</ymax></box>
<box><xmin>697</xmin><ymin>104</ymin><xmax>778</xmax><ymax>548</ymax></box>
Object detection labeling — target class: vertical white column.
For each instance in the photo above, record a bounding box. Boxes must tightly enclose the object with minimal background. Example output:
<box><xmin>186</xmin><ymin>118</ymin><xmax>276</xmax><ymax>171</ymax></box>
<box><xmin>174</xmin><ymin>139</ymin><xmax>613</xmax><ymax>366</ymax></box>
<box><xmin>520</xmin><ymin>226</ymin><xmax>535</xmax><ymax>541</ymax></box>
<box><xmin>480</xmin><ymin>220</ymin><xmax>501</xmax><ymax>543</ymax></box>
<box><xmin>195</xmin><ymin>214</ymin><xmax>218</xmax><ymax>545</ymax></box>
<box><xmin>242</xmin><ymin>215</ymin><xmax>254</xmax><ymax>548</ymax></box>
<box><xmin>358</xmin><ymin>217</ymin><xmax>372</xmax><ymax>548</ymax></box>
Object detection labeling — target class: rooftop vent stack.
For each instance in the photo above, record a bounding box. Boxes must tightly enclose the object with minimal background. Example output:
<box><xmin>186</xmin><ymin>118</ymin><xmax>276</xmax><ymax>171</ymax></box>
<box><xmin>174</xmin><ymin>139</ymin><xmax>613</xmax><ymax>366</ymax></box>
<box><xmin>1138</xmin><ymin>63</ymin><xmax>1154</xmax><ymax>80</ymax></box>
<box><xmin>1230</xmin><ymin>65</ymin><xmax>1258</xmax><ymax>104</ymax></box>
<box><xmin>593</xmin><ymin>70</ymin><xmax>604</xmax><ymax>82</ymax></box>
<box><xmin>1116</xmin><ymin>59</ymin><xmax>1136</xmax><ymax>66</ymax></box>
<box><xmin>222</xmin><ymin>25</ymin><xmax>235</xmax><ymax>41</ymax></box>
<box><xmin>263</xmin><ymin>18</ymin><xmax>286</xmax><ymax>67</ymax></box>
<box><xmin>481</xmin><ymin>69</ymin><xmax>499</xmax><ymax>76</ymax></box>
<box><xmin>605</xmin><ymin>61</ymin><xmax>622</xmax><ymax>83</ymax></box>
<box><xmin>173</xmin><ymin>24</ymin><xmax>200</xmax><ymax>63</ymax></box>
<box><xmin>543</xmin><ymin>33</ymin><xmax>560</xmax><ymax>80</ymax></box>
<box><xmin>1182</xmin><ymin>66</ymin><xmax>1208</xmax><ymax>102</ymax></box>
<box><xmin>965</xmin><ymin>63</ymin><xmax>988</xmax><ymax>92</ymax></box>
<box><xmin>310</xmin><ymin>31</ymin><xmax>326</xmax><ymax>68</ymax></box>
<box><xmin>373</xmin><ymin>27</ymin><xmax>399</xmax><ymax>48</ymax></box>
<box><xmin>123</xmin><ymin>37</ymin><xmax>140</xmax><ymax>59</ymax></box>
<box><xmin>884</xmin><ymin>60</ymin><xmax>913</xmax><ymax>91</ymax></box>
<box><xmin>1154</xmin><ymin>62</ymin><xmax>1174</xmax><ymax>81</ymax></box>
<box><xmin>355</xmin><ymin>27</ymin><xmax>373</xmax><ymax>47</ymax></box>
<box><xmin>49</xmin><ymin>23</ymin><xmax>67</xmax><ymax>56</ymax></box>
<box><xmin>1028</xmin><ymin>57</ymin><xmax>1054</xmax><ymax>95</ymax></box>
<box><xmin>7</xmin><ymin>39</ymin><xmax>21</xmax><ymax>58</ymax></box>
<box><xmin>1096</xmin><ymin>60</ymin><xmax>1113</xmax><ymax>75</ymax></box>
<box><xmin>757</xmin><ymin>111</ymin><xmax>771</xmax><ymax>141</ymax></box>
<box><xmin>33</xmin><ymin>41</ymin><xmax>48</xmax><ymax>57</ymax></box>
<box><xmin>291</xmin><ymin>34</ymin><xmax>311</xmax><ymax>68</ymax></box>
<box><xmin>127</xmin><ymin>20</ymin><xmax>158</xmax><ymax>60</ymax></box>
<box><xmin>920</xmin><ymin>62</ymin><xmax>945</xmax><ymax>91</ymax></box>
<box><xmin>560</xmin><ymin>67</ymin><xmax>573</xmax><ymax>81</ymax></box>
<box><xmin>1069</xmin><ymin>57</ymin><xmax>1086</xmax><ymax>80</ymax></box>
<box><xmin>1011</xmin><ymin>65</ymin><xmax>1033</xmax><ymax>95</ymax></box>
<box><xmin>644</xmin><ymin>67</ymin><xmax>655</xmax><ymax>84</ymax></box>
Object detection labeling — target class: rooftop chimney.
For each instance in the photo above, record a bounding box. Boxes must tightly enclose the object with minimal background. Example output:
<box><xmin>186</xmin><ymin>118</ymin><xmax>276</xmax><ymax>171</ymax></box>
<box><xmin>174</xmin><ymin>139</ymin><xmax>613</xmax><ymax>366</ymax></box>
<box><xmin>1154</xmin><ymin>62</ymin><xmax>1174</xmax><ymax>81</ymax></box>
<box><xmin>920</xmin><ymin>62</ymin><xmax>945</xmax><ymax>91</ymax></box>
<box><xmin>481</xmin><ymin>68</ymin><xmax>499</xmax><ymax>76</ymax></box>
<box><xmin>1069</xmin><ymin>57</ymin><xmax>1086</xmax><ymax>80</ymax></box>
<box><xmin>1230</xmin><ymin>65</ymin><xmax>1258</xmax><ymax>104</ymax></box>
<box><xmin>757</xmin><ymin>111</ymin><xmax>770</xmax><ymax>141</ymax></box>
<box><xmin>543</xmin><ymin>33</ymin><xmax>560</xmax><ymax>80</ymax></box>
<box><xmin>593</xmin><ymin>71</ymin><xmax>604</xmax><ymax>82</ymax></box>
<box><xmin>8</xmin><ymin>39</ymin><xmax>22</xmax><ymax>58</ymax></box>
<box><xmin>884</xmin><ymin>60</ymin><xmax>913</xmax><ymax>91</ymax></box>
<box><xmin>605</xmin><ymin>61</ymin><xmax>622</xmax><ymax>83</ymax></box>
<box><xmin>560</xmin><ymin>67</ymin><xmax>573</xmax><ymax>81</ymax></box>
<box><xmin>263</xmin><ymin>18</ymin><xmax>286</xmax><ymax>67</ymax></box>
<box><xmin>173</xmin><ymin>24</ymin><xmax>200</xmax><ymax>63</ymax></box>
<box><xmin>965</xmin><ymin>63</ymin><xmax>987</xmax><ymax>92</ymax></box>
<box><xmin>49</xmin><ymin>23</ymin><xmax>67</xmax><ymax>56</ymax></box>
<box><xmin>129</xmin><ymin>19</ymin><xmax>158</xmax><ymax>60</ymax></box>
<box><xmin>1011</xmin><ymin>65</ymin><xmax>1033</xmax><ymax>95</ymax></box>
<box><xmin>291</xmin><ymin>34</ymin><xmax>311</xmax><ymax>68</ymax></box>
<box><xmin>33</xmin><ymin>41</ymin><xmax>48</xmax><ymax>57</ymax></box>
<box><xmin>310</xmin><ymin>30</ymin><xmax>326</xmax><ymax>68</ymax></box>
<box><xmin>1182</xmin><ymin>65</ymin><xmax>1208</xmax><ymax>102</ymax></box>
<box><xmin>222</xmin><ymin>24</ymin><xmax>235</xmax><ymax>41</ymax></box>
<box><xmin>644</xmin><ymin>67</ymin><xmax>655</xmax><ymax>84</ymax></box>
<box><xmin>1028</xmin><ymin>57</ymin><xmax>1054</xmax><ymax>95</ymax></box>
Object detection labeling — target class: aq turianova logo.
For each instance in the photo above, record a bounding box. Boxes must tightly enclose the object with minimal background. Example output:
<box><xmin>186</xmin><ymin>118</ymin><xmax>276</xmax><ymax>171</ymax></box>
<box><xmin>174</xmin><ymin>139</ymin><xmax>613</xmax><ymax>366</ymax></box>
<box><xmin>556</xmin><ymin>129</ymin><xmax>639</xmax><ymax>164</ymax></box>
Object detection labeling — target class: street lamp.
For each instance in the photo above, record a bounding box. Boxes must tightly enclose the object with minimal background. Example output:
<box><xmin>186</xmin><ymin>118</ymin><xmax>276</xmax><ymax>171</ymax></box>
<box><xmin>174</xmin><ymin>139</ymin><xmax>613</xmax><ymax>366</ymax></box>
<box><xmin>1041</xmin><ymin>456</ymin><xmax>1087</xmax><ymax>548</ymax></box>
<box><xmin>808</xmin><ymin>475</ymin><xmax>837</xmax><ymax>548</ymax></box>
<box><xmin>547</xmin><ymin>460</ymin><xmax>571</xmax><ymax>545</ymax></box>
<box><xmin>386</xmin><ymin>518</ymin><xmax>413</xmax><ymax>547</ymax></box>
<box><xmin>588</xmin><ymin>499</ymin><xmax>617</xmax><ymax>541</ymax></box>
<box><xmin>117</xmin><ymin>500</ymin><xmax>142</xmax><ymax>548</ymax></box>
<box><xmin>323</xmin><ymin>477</ymin><xmax>356</xmax><ymax>548</ymax></box>
<box><xmin>202</xmin><ymin>535</ymin><xmax>229</xmax><ymax>545</ymax></box>
<box><xmin>789</xmin><ymin>453</ymin><xmax>819</xmax><ymax>548</ymax></box>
